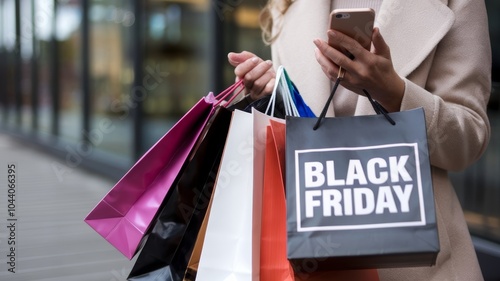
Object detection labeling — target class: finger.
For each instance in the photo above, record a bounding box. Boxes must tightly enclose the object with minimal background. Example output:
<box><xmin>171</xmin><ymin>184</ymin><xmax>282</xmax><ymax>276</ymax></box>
<box><xmin>371</xmin><ymin>28</ymin><xmax>391</xmax><ymax>59</ymax></box>
<box><xmin>314</xmin><ymin>47</ymin><xmax>337</xmax><ymax>80</ymax></box>
<box><xmin>241</xmin><ymin>59</ymin><xmax>274</xmax><ymax>89</ymax></box>
<box><xmin>315</xmin><ymin>46</ymin><xmax>364</xmax><ymax>92</ymax></box>
<box><xmin>264</xmin><ymin>78</ymin><xmax>276</xmax><ymax>95</ymax></box>
<box><xmin>313</xmin><ymin>40</ymin><xmax>347</xmax><ymax>80</ymax></box>
<box><xmin>234</xmin><ymin>56</ymin><xmax>262</xmax><ymax>78</ymax></box>
<box><xmin>249</xmin><ymin>70</ymin><xmax>275</xmax><ymax>99</ymax></box>
<box><xmin>327</xmin><ymin>30</ymin><xmax>368</xmax><ymax>61</ymax></box>
<box><xmin>228</xmin><ymin>51</ymin><xmax>257</xmax><ymax>67</ymax></box>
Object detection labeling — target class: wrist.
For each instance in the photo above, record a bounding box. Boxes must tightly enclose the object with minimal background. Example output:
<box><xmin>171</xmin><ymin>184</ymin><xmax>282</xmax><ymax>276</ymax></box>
<box><xmin>379</xmin><ymin>75</ymin><xmax>405</xmax><ymax>112</ymax></box>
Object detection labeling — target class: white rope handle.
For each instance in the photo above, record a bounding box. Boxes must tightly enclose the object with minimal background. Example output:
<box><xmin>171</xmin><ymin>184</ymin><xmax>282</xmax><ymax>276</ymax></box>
<box><xmin>265</xmin><ymin>66</ymin><xmax>300</xmax><ymax>117</ymax></box>
<box><xmin>282</xmin><ymin>68</ymin><xmax>300</xmax><ymax>117</ymax></box>
<box><xmin>265</xmin><ymin>65</ymin><xmax>285</xmax><ymax>117</ymax></box>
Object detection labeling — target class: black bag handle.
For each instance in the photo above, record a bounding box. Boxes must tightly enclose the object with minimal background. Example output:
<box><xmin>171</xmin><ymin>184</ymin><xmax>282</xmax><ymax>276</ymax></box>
<box><xmin>313</xmin><ymin>67</ymin><xmax>395</xmax><ymax>130</ymax></box>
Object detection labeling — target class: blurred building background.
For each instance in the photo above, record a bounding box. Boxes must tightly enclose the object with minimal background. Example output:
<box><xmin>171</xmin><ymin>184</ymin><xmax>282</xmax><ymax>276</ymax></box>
<box><xmin>0</xmin><ymin>0</ymin><xmax>499</xmax><ymax>279</ymax></box>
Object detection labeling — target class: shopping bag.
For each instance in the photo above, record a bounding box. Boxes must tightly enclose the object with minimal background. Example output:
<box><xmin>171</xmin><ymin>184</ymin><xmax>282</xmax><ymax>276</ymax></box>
<box><xmin>285</xmin><ymin>72</ymin><xmax>315</xmax><ymax>118</ymax></box>
<box><xmin>252</xmin><ymin>69</ymin><xmax>314</xmax><ymax>280</ymax></box>
<box><xmin>241</xmin><ymin>66</ymin><xmax>316</xmax><ymax>119</ymax></box>
<box><xmin>85</xmin><ymin>81</ymin><xmax>243</xmax><ymax>259</ymax></box>
<box><xmin>127</xmin><ymin>106</ymin><xmax>232</xmax><ymax>280</ymax></box>
<box><xmin>182</xmin><ymin>173</ymin><xmax>216</xmax><ymax>281</ymax></box>
<box><xmin>196</xmin><ymin>109</ymin><xmax>261</xmax><ymax>281</ymax></box>
<box><xmin>263</xmin><ymin>118</ymin><xmax>380</xmax><ymax>281</ymax></box>
<box><xmin>285</xmin><ymin>107</ymin><xmax>439</xmax><ymax>270</ymax></box>
<box><xmin>260</xmin><ymin>119</ymin><xmax>295</xmax><ymax>281</ymax></box>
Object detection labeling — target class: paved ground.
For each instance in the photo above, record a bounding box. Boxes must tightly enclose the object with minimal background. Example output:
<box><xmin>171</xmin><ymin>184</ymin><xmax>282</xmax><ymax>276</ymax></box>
<box><xmin>0</xmin><ymin>134</ymin><xmax>136</xmax><ymax>281</ymax></box>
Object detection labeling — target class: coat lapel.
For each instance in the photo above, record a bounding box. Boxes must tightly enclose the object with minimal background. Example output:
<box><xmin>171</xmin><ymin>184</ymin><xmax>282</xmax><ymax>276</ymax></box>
<box><xmin>273</xmin><ymin>0</ymin><xmax>455</xmax><ymax>116</ymax></box>
<box><xmin>356</xmin><ymin>0</ymin><xmax>455</xmax><ymax>115</ymax></box>
<box><xmin>376</xmin><ymin>0</ymin><xmax>454</xmax><ymax>77</ymax></box>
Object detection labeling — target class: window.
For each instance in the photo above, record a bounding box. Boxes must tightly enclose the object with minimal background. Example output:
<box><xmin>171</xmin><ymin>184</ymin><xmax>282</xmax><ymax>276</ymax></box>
<box><xmin>89</xmin><ymin>0</ymin><xmax>134</xmax><ymax>160</ymax></box>
<box><xmin>141</xmin><ymin>1</ymin><xmax>212</xmax><ymax>152</ymax></box>
<box><xmin>57</xmin><ymin>0</ymin><xmax>83</xmax><ymax>143</ymax></box>
<box><xmin>1</xmin><ymin>0</ymin><xmax>17</xmax><ymax>127</ymax></box>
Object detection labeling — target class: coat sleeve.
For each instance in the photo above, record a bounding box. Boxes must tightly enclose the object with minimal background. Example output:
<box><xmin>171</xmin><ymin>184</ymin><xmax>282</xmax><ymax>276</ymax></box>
<box><xmin>399</xmin><ymin>0</ymin><xmax>491</xmax><ymax>171</ymax></box>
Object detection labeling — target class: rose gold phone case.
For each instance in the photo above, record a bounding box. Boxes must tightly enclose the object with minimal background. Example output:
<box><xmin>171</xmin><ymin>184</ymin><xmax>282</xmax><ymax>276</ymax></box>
<box><xmin>329</xmin><ymin>8</ymin><xmax>375</xmax><ymax>51</ymax></box>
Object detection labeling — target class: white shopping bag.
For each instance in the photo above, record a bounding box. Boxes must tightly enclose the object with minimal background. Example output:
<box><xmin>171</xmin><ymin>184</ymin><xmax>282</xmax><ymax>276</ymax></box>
<box><xmin>196</xmin><ymin>109</ymin><xmax>262</xmax><ymax>281</ymax></box>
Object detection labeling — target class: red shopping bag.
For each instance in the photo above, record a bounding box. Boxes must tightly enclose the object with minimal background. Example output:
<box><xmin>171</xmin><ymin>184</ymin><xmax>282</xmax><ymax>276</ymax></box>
<box><xmin>85</xmin><ymin>81</ymin><xmax>243</xmax><ymax>259</ymax></box>
<box><xmin>263</xmin><ymin>120</ymin><xmax>380</xmax><ymax>281</ymax></box>
<box><xmin>260</xmin><ymin>119</ymin><xmax>294</xmax><ymax>281</ymax></box>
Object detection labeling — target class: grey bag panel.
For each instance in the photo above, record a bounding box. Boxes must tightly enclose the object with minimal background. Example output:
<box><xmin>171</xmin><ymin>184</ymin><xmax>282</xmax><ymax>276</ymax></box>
<box><xmin>285</xmin><ymin>108</ymin><xmax>439</xmax><ymax>270</ymax></box>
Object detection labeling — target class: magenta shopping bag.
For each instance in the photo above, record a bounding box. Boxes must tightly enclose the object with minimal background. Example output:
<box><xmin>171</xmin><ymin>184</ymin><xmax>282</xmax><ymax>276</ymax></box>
<box><xmin>85</xmin><ymin>81</ymin><xmax>243</xmax><ymax>259</ymax></box>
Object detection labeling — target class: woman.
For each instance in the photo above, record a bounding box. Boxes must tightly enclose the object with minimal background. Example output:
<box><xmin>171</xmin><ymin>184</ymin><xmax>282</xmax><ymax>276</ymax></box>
<box><xmin>229</xmin><ymin>0</ymin><xmax>491</xmax><ymax>280</ymax></box>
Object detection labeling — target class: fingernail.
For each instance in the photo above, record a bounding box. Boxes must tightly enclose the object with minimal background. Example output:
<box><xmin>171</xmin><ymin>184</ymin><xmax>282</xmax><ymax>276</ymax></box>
<box><xmin>313</xmin><ymin>39</ymin><xmax>321</xmax><ymax>46</ymax></box>
<box><xmin>265</xmin><ymin>60</ymin><xmax>273</xmax><ymax>65</ymax></box>
<box><xmin>251</xmin><ymin>57</ymin><xmax>258</xmax><ymax>63</ymax></box>
<box><xmin>327</xmin><ymin>30</ymin><xmax>336</xmax><ymax>37</ymax></box>
<box><xmin>314</xmin><ymin>47</ymin><xmax>320</xmax><ymax>57</ymax></box>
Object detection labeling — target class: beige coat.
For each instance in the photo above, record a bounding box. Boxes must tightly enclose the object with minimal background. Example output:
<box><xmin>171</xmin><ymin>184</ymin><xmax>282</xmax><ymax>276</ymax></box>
<box><xmin>270</xmin><ymin>0</ymin><xmax>491</xmax><ymax>280</ymax></box>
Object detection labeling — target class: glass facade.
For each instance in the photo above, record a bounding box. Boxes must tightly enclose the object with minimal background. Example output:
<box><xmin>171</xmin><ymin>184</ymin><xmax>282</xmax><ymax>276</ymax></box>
<box><xmin>58</xmin><ymin>0</ymin><xmax>82</xmax><ymax>144</ymax></box>
<box><xmin>1</xmin><ymin>0</ymin><xmax>17</xmax><ymax>127</ymax></box>
<box><xmin>89</xmin><ymin>0</ymin><xmax>134</xmax><ymax>159</ymax></box>
<box><xmin>35</xmin><ymin>0</ymin><xmax>56</xmax><ymax>139</ymax></box>
<box><xmin>0</xmin><ymin>0</ymin><xmax>499</xmax><ymax>261</ymax></box>
<box><xmin>142</xmin><ymin>1</ymin><xmax>211</xmax><ymax>151</ymax></box>
<box><xmin>19</xmin><ymin>0</ymin><xmax>33</xmax><ymax>132</ymax></box>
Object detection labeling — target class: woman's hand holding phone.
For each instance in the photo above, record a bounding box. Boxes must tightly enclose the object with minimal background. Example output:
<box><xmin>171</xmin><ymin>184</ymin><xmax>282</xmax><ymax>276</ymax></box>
<box><xmin>314</xmin><ymin>9</ymin><xmax>405</xmax><ymax>112</ymax></box>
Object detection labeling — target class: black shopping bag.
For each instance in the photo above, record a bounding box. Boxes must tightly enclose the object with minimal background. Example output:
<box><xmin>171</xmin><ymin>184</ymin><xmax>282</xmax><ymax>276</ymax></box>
<box><xmin>128</xmin><ymin>106</ymin><xmax>232</xmax><ymax>280</ymax></box>
<box><xmin>285</xmin><ymin>108</ymin><xmax>439</xmax><ymax>271</ymax></box>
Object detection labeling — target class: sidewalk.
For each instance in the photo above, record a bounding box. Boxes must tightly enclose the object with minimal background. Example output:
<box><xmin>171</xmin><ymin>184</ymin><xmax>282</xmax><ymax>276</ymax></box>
<box><xmin>0</xmin><ymin>134</ymin><xmax>135</xmax><ymax>281</ymax></box>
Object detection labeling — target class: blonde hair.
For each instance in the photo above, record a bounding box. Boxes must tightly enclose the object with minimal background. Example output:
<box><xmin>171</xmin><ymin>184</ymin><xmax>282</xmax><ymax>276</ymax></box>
<box><xmin>259</xmin><ymin>0</ymin><xmax>294</xmax><ymax>45</ymax></box>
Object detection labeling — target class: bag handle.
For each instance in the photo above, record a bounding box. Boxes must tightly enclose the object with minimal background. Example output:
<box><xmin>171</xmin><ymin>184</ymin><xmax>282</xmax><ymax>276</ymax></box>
<box><xmin>313</xmin><ymin>67</ymin><xmax>395</xmax><ymax>130</ymax></box>
<box><xmin>281</xmin><ymin>69</ymin><xmax>300</xmax><ymax>117</ymax></box>
<box><xmin>214</xmin><ymin>79</ymin><xmax>245</xmax><ymax>107</ymax></box>
<box><xmin>283</xmin><ymin>69</ymin><xmax>301</xmax><ymax>116</ymax></box>
<box><xmin>265</xmin><ymin>66</ymin><xmax>300</xmax><ymax>117</ymax></box>
<box><xmin>265</xmin><ymin>66</ymin><xmax>283</xmax><ymax>116</ymax></box>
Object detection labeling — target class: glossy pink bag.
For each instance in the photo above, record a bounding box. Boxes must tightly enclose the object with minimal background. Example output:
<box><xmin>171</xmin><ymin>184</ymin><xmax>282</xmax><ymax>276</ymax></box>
<box><xmin>84</xmin><ymin>81</ymin><xmax>243</xmax><ymax>259</ymax></box>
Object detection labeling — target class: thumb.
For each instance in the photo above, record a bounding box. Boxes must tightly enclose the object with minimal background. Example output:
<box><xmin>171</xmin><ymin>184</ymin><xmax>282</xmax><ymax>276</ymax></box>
<box><xmin>228</xmin><ymin>51</ymin><xmax>256</xmax><ymax>66</ymax></box>
<box><xmin>372</xmin><ymin>28</ymin><xmax>391</xmax><ymax>59</ymax></box>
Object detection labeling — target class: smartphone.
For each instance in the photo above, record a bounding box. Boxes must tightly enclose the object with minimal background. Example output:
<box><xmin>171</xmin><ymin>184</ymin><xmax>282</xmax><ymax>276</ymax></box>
<box><xmin>329</xmin><ymin>8</ymin><xmax>375</xmax><ymax>55</ymax></box>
